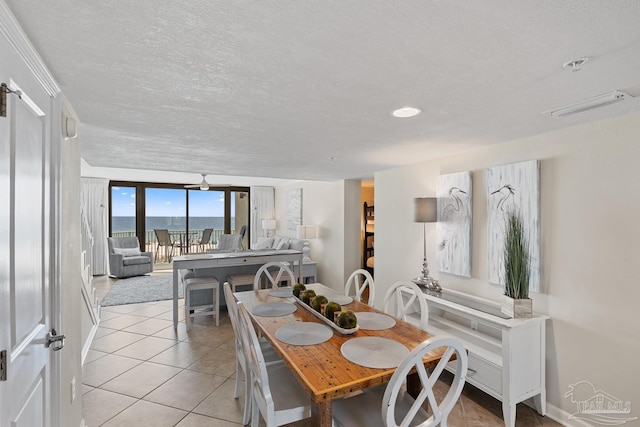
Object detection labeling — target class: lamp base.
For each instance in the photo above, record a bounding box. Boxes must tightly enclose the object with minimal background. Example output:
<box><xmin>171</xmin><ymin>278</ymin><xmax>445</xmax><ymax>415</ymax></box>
<box><xmin>412</xmin><ymin>276</ymin><xmax>442</xmax><ymax>292</ymax></box>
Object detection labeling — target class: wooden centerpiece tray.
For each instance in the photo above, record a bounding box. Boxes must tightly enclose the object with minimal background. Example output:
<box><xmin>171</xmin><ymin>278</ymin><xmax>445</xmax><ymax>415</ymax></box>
<box><xmin>293</xmin><ymin>295</ymin><xmax>360</xmax><ymax>335</ymax></box>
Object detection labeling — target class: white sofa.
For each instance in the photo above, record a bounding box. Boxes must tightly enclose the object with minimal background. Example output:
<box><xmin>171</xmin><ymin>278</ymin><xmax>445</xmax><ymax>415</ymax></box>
<box><xmin>252</xmin><ymin>235</ymin><xmax>307</xmax><ymax>252</ymax></box>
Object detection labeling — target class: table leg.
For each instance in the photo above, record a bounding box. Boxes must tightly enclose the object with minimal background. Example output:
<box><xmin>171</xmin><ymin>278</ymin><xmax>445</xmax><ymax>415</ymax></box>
<box><xmin>311</xmin><ymin>401</ymin><xmax>332</xmax><ymax>427</ymax></box>
<box><xmin>173</xmin><ymin>267</ymin><xmax>179</xmax><ymax>329</ymax></box>
<box><xmin>298</xmin><ymin>254</ymin><xmax>303</xmax><ymax>284</ymax></box>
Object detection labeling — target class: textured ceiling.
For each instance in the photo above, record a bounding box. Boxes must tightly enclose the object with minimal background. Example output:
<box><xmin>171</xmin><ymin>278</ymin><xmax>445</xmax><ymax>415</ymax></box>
<box><xmin>6</xmin><ymin>1</ymin><xmax>640</xmax><ymax>182</ymax></box>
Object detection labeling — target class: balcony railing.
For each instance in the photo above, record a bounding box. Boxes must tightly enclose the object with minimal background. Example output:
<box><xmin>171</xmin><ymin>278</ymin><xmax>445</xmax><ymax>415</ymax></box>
<box><xmin>111</xmin><ymin>228</ymin><xmax>236</xmax><ymax>262</ymax></box>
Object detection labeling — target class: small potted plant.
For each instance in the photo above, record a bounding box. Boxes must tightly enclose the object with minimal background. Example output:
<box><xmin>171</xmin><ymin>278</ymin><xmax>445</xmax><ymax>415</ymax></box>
<box><xmin>501</xmin><ymin>209</ymin><xmax>532</xmax><ymax>318</ymax></box>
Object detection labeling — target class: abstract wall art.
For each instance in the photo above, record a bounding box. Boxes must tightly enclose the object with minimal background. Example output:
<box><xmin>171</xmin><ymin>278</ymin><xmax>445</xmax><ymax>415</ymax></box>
<box><xmin>487</xmin><ymin>160</ymin><xmax>540</xmax><ymax>292</ymax></box>
<box><xmin>437</xmin><ymin>171</ymin><xmax>472</xmax><ymax>277</ymax></box>
<box><xmin>287</xmin><ymin>188</ymin><xmax>302</xmax><ymax>231</ymax></box>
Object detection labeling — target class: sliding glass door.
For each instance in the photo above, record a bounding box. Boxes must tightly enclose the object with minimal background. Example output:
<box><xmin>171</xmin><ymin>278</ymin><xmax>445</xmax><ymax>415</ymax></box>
<box><xmin>109</xmin><ymin>181</ymin><xmax>251</xmax><ymax>264</ymax></box>
<box><xmin>145</xmin><ymin>188</ymin><xmax>187</xmax><ymax>262</ymax></box>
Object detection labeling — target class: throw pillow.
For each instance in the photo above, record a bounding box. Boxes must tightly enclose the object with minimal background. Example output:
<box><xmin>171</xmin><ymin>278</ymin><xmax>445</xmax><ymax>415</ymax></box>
<box><xmin>271</xmin><ymin>236</ymin><xmax>284</xmax><ymax>249</ymax></box>
<box><xmin>288</xmin><ymin>238</ymin><xmax>305</xmax><ymax>251</ymax></box>
<box><xmin>275</xmin><ymin>238</ymin><xmax>290</xmax><ymax>250</ymax></box>
<box><xmin>254</xmin><ymin>237</ymin><xmax>274</xmax><ymax>250</ymax></box>
<box><xmin>113</xmin><ymin>247</ymin><xmax>141</xmax><ymax>257</ymax></box>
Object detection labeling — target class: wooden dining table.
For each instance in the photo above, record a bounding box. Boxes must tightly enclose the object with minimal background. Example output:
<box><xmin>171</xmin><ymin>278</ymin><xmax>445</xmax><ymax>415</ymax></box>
<box><xmin>234</xmin><ymin>284</ymin><xmax>445</xmax><ymax>427</ymax></box>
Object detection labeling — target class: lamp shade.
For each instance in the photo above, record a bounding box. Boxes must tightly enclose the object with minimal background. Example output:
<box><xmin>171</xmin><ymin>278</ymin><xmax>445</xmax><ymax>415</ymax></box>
<box><xmin>262</xmin><ymin>219</ymin><xmax>276</xmax><ymax>230</ymax></box>
<box><xmin>414</xmin><ymin>198</ymin><xmax>437</xmax><ymax>223</ymax></box>
<box><xmin>297</xmin><ymin>225</ymin><xmax>318</xmax><ymax>239</ymax></box>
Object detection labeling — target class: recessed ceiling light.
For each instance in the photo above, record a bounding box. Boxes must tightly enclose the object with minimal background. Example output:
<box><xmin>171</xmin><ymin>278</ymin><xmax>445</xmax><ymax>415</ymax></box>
<box><xmin>392</xmin><ymin>107</ymin><xmax>421</xmax><ymax>118</ymax></box>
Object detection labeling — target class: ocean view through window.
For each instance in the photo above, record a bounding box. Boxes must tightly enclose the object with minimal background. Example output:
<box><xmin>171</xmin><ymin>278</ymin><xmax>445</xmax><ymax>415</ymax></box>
<box><xmin>110</xmin><ymin>181</ymin><xmax>249</xmax><ymax>260</ymax></box>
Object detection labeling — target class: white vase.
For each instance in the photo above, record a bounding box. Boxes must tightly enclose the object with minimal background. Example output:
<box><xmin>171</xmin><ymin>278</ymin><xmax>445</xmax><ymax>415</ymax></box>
<box><xmin>501</xmin><ymin>295</ymin><xmax>532</xmax><ymax>318</ymax></box>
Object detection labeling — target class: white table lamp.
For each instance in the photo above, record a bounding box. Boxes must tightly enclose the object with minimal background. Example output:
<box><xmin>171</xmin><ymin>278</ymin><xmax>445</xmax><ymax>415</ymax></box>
<box><xmin>297</xmin><ymin>225</ymin><xmax>318</xmax><ymax>262</ymax></box>
<box><xmin>262</xmin><ymin>219</ymin><xmax>276</xmax><ymax>238</ymax></box>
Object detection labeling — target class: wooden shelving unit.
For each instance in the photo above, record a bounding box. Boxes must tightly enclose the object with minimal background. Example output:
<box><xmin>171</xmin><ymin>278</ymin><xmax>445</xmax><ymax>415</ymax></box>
<box><xmin>362</xmin><ymin>202</ymin><xmax>374</xmax><ymax>275</ymax></box>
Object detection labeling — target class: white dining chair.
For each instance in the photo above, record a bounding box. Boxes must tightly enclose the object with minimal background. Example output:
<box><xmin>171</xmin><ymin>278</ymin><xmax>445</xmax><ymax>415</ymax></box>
<box><xmin>223</xmin><ymin>283</ymin><xmax>281</xmax><ymax>425</ymax></box>
<box><xmin>344</xmin><ymin>268</ymin><xmax>375</xmax><ymax>307</ymax></box>
<box><xmin>383</xmin><ymin>280</ymin><xmax>429</xmax><ymax>330</ymax></box>
<box><xmin>333</xmin><ymin>335</ymin><xmax>468</xmax><ymax>427</ymax></box>
<box><xmin>237</xmin><ymin>304</ymin><xmax>311</xmax><ymax>427</ymax></box>
<box><xmin>254</xmin><ymin>262</ymin><xmax>296</xmax><ymax>290</ymax></box>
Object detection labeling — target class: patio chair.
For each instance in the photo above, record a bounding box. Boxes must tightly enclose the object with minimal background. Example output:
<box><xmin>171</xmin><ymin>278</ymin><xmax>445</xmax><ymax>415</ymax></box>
<box><xmin>154</xmin><ymin>229</ymin><xmax>180</xmax><ymax>262</ymax></box>
<box><xmin>239</xmin><ymin>224</ymin><xmax>248</xmax><ymax>249</ymax></box>
<box><xmin>194</xmin><ymin>228</ymin><xmax>213</xmax><ymax>252</ymax></box>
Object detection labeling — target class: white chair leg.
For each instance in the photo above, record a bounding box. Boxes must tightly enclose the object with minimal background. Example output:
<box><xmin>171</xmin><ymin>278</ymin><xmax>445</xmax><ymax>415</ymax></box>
<box><xmin>185</xmin><ymin>286</ymin><xmax>191</xmax><ymax>330</ymax></box>
<box><xmin>242</xmin><ymin>362</ymin><xmax>252</xmax><ymax>425</ymax></box>
<box><xmin>251</xmin><ymin>394</ymin><xmax>259</xmax><ymax>427</ymax></box>
<box><xmin>234</xmin><ymin>356</ymin><xmax>242</xmax><ymax>399</ymax></box>
<box><xmin>214</xmin><ymin>286</ymin><xmax>219</xmax><ymax>326</ymax></box>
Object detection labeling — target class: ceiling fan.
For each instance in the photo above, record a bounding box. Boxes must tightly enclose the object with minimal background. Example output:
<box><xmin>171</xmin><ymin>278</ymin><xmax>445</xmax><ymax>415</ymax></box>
<box><xmin>185</xmin><ymin>173</ymin><xmax>210</xmax><ymax>190</ymax></box>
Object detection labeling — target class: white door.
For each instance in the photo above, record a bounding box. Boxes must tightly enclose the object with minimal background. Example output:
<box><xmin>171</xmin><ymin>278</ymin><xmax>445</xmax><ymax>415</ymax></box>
<box><xmin>0</xmin><ymin>32</ymin><xmax>56</xmax><ymax>427</ymax></box>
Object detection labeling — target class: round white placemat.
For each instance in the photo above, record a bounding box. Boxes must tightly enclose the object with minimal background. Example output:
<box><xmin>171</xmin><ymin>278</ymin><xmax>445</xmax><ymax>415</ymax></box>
<box><xmin>275</xmin><ymin>322</ymin><xmax>333</xmax><ymax>346</ymax></box>
<box><xmin>355</xmin><ymin>312</ymin><xmax>396</xmax><ymax>330</ymax></box>
<box><xmin>251</xmin><ymin>302</ymin><xmax>297</xmax><ymax>317</ymax></box>
<box><xmin>328</xmin><ymin>294</ymin><xmax>353</xmax><ymax>305</ymax></box>
<box><xmin>269</xmin><ymin>287</ymin><xmax>293</xmax><ymax>297</ymax></box>
<box><xmin>341</xmin><ymin>337</ymin><xmax>409</xmax><ymax>369</ymax></box>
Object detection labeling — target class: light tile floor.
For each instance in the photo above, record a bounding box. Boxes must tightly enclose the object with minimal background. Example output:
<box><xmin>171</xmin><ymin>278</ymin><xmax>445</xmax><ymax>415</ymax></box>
<box><xmin>84</xmin><ymin>273</ymin><xmax>561</xmax><ymax>426</ymax></box>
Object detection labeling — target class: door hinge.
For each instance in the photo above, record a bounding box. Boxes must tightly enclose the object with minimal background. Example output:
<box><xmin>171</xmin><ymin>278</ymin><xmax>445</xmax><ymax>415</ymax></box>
<box><xmin>1</xmin><ymin>82</ymin><xmax>23</xmax><ymax>118</ymax></box>
<box><xmin>1</xmin><ymin>349</ymin><xmax>7</xmax><ymax>381</ymax></box>
<box><xmin>45</xmin><ymin>329</ymin><xmax>65</xmax><ymax>351</ymax></box>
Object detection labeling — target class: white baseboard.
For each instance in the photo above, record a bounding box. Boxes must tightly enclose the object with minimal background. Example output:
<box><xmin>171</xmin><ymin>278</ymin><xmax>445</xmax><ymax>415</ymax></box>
<box><xmin>546</xmin><ymin>403</ymin><xmax>593</xmax><ymax>427</ymax></box>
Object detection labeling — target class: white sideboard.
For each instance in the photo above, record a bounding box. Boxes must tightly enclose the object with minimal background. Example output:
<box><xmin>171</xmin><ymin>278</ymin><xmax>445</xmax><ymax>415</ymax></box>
<box><xmin>410</xmin><ymin>288</ymin><xmax>548</xmax><ymax>427</ymax></box>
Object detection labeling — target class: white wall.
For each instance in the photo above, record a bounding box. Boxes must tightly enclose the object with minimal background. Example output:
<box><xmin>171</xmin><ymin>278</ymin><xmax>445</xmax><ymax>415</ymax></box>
<box><xmin>61</xmin><ymin>120</ymin><xmax>83</xmax><ymax>427</ymax></box>
<box><xmin>81</xmin><ymin>161</ymin><xmax>291</xmax><ymax>188</ymax></box>
<box><xmin>375</xmin><ymin>111</ymin><xmax>640</xmax><ymax>421</ymax></box>
<box><xmin>275</xmin><ymin>180</ymin><xmax>361</xmax><ymax>291</ymax></box>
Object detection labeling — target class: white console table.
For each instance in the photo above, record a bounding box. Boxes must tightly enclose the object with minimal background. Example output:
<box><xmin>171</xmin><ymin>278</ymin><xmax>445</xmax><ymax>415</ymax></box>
<box><xmin>293</xmin><ymin>260</ymin><xmax>317</xmax><ymax>284</ymax></box>
<box><xmin>417</xmin><ymin>288</ymin><xmax>548</xmax><ymax>427</ymax></box>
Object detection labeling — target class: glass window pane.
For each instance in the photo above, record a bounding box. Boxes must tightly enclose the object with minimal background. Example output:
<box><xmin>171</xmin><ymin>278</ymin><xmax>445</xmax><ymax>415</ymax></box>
<box><xmin>146</xmin><ymin>188</ymin><xmax>186</xmax><ymax>262</ymax></box>
<box><xmin>188</xmin><ymin>189</ymin><xmax>225</xmax><ymax>251</ymax></box>
<box><xmin>111</xmin><ymin>186</ymin><xmax>136</xmax><ymax>238</ymax></box>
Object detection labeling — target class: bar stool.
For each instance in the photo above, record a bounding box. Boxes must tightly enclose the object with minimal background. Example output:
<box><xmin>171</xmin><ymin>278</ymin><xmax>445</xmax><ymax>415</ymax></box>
<box><xmin>184</xmin><ymin>276</ymin><xmax>220</xmax><ymax>329</ymax></box>
<box><xmin>227</xmin><ymin>274</ymin><xmax>255</xmax><ymax>293</ymax></box>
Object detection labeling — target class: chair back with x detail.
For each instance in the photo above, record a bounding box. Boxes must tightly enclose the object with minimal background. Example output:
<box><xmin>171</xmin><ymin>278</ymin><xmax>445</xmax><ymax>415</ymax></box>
<box><xmin>344</xmin><ymin>269</ymin><xmax>375</xmax><ymax>307</ymax></box>
<box><xmin>332</xmin><ymin>335</ymin><xmax>468</xmax><ymax>427</ymax></box>
<box><xmin>254</xmin><ymin>262</ymin><xmax>296</xmax><ymax>289</ymax></box>
<box><xmin>383</xmin><ymin>280</ymin><xmax>429</xmax><ymax>331</ymax></box>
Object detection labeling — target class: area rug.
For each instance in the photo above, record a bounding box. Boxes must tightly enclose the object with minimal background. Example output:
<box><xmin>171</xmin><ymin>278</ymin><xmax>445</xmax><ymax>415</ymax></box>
<box><xmin>101</xmin><ymin>274</ymin><xmax>183</xmax><ymax>307</ymax></box>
